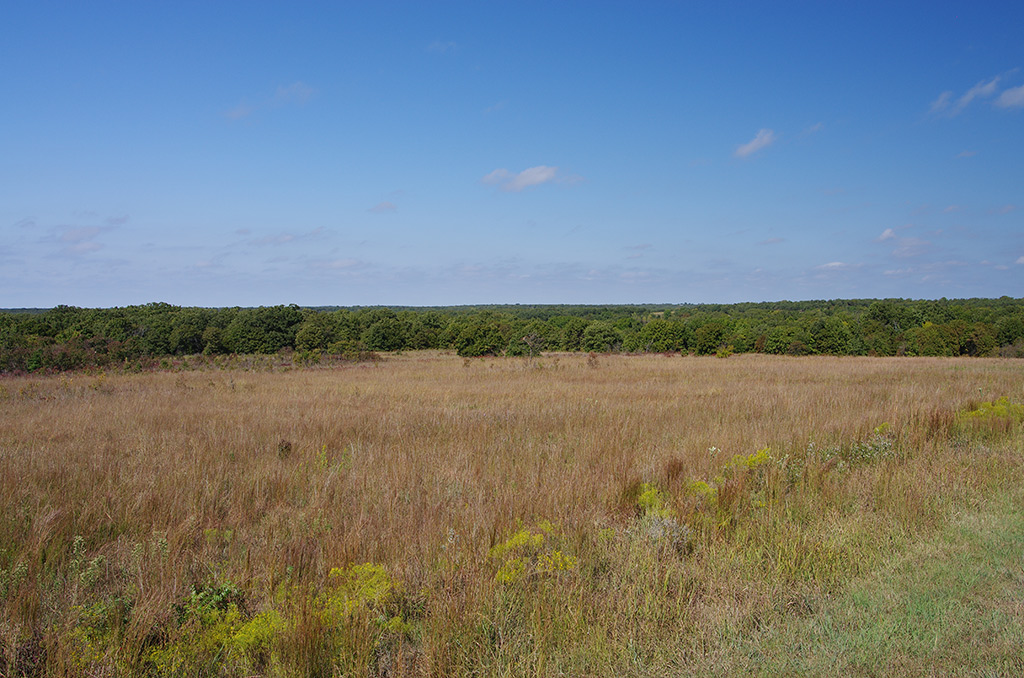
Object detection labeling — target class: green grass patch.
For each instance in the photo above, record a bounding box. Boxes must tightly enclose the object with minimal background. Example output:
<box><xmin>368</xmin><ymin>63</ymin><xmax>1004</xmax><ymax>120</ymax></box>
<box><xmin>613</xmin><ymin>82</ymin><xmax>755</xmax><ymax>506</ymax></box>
<box><xmin>719</xmin><ymin>487</ymin><xmax>1024</xmax><ymax>677</ymax></box>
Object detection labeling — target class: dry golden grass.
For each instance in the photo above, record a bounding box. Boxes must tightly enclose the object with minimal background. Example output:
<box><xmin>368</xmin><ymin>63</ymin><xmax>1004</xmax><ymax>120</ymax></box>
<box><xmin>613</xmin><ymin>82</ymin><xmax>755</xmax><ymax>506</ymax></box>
<box><xmin>0</xmin><ymin>352</ymin><xmax>1022</xmax><ymax>676</ymax></box>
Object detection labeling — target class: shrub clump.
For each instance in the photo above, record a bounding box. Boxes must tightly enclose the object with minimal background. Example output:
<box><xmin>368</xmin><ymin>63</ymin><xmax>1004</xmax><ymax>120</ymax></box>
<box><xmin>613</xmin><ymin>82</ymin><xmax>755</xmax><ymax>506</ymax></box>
<box><xmin>955</xmin><ymin>397</ymin><xmax>1024</xmax><ymax>439</ymax></box>
<box><xmin>959</xmin><ymin>397</ymin><xmax>1024</xmax><ymax>422</ymax></box>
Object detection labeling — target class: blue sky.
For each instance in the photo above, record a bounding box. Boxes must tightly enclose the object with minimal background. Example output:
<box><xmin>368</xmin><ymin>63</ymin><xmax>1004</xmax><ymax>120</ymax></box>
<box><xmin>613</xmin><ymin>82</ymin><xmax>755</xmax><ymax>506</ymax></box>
<box><xmin>2</xmin><ymin>1</ymin><xmax>1022</xmax><ymax>307</ymax></box>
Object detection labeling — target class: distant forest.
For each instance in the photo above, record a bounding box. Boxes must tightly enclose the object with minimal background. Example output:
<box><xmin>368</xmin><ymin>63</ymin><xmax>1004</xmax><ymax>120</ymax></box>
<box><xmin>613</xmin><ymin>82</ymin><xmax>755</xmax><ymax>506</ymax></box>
<box><xmin>2</xmin><ymin>298</ymin><xmax>1023</xmax><ymax>372</ymax></box>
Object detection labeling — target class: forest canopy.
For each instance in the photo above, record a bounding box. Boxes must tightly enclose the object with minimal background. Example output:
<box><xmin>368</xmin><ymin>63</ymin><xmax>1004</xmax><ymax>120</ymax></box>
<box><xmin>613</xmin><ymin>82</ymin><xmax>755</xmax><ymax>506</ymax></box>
<box><xmin>2</xmin><ymin>298</ymin><xmax>1023</xmax><ymax>373</ymax></box>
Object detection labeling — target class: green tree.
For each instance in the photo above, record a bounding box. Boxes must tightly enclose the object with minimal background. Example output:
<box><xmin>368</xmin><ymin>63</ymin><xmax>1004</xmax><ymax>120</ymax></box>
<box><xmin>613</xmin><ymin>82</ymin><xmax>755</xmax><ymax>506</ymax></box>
<box><xmin>906</xmin><ymin>322</ymin><xmax>956</xmax><ymax>356</ymax></box>
<box><xmin>582</xmin><ymin>321</ymin><xmax>622</xmax><ymax>353</ymax></box>
<box><xmin>222</xmin><ymin>305</ymin><xmax>303</xmax><ymax>353</ymax></box>
<box><xmin>630</xmin><ymin>319</ymin><xmax>688</xmax><ymax>352</ymax></box>
<box><xmin>555</xmin><ymin>317</ymin><xmax>585</xmax><ymax>351</ymax></box>
<box><xmin>691</xmin><ymin>321</ymin><xmax>726</xmax><ymax>355</ymax></box>
<box><xmin>810</xmin><ymin>316</ymin><xmax>852</xmax><ymax>355</ymax></box>
<box><xmin>361</xmin><ymin>318</ymin><xmax>407</xmax><ymax>352</ymax></box>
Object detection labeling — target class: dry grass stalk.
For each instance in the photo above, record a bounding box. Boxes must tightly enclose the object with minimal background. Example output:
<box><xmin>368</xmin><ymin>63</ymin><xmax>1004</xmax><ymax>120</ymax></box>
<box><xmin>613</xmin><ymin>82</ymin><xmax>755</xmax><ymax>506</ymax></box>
<box><xmin>0</xmin><ymin>353</ymin><xmax>1021</xmax><ymax>675</ymax></box>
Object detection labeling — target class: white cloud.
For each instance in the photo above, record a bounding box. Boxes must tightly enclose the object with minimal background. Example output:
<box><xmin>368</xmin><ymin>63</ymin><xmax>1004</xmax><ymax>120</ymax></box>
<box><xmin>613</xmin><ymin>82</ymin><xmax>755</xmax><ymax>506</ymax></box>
<box><xmin>249</xmin><ymin>227</ymin><xmax>324</xmax><ymax>246</ymax></box>
<box><xmin>996</xmin><ymin>84</ymin><xmax>1024</xmax><ymax>108</ymax></box>
<box><xmin>876</xmin><ymin>228</ymin><xmax>896</xmax><ymax>241</ymax></box>
<box><xmin>427</xmin><ymin>40</ymin><xmax>457</xmax><ymax>53</ymax></box>
<box><xmin>931</xmin><ymin>75</ymin><xmax>1002</xmax><ymax>116</ymax></box>
<box><xmin>318</xmin><ymin>258</ymin><xmax>360</xmax><ymax>270</ymax></box>
<box><xmin>482</xmin><ymin>165</ymin><xmax>560</xmax><ymax>192</ymax></box>
<box><xmin>55</xmin><ymin>226</ymin><xmax>104</xmax><ymax>255</ymax></box>
<box><xmin>369</xmin><ymin>201</ymin><xmax>397</xmax><ymax>213</ymax></box>
<box><xmin>253</xmin><ymin>234</ymin><xmax>295</xmax><ymax>245</ymax></box>
<box><xmin>943</xmin><ymin>205</ymin><xmax>960</xmax><ymax>213</ymax></box>
<box><xmin>61</xmin><ymin>226</ymin><xmax>102</xmax><ymax>243</ymax></box>
<box><xmin>275</xmin><ymin>81</ymin><xmax>315</xmax><ymax>104</ymax></box>
<box><xmin>998</xmin><ymin>204</ymin><xmax>1017</xmax><ymax>215</ymax></box>
<box><xmin>1016</xmin><ymin>256</ymin><xmax>1024</xmax><ymax>265</ymax></box>
<box><xmin>734</xmin><ymin>129</ymin><xmax>777</xmax><ymax>158</ymax></box>
<box><xmin>623</xmin><ymin>243</ymin><xmax>651</xmax><ymax>260</ymax></box>
<box><xmin>814</xmin><ymin>261</ymin><xmax>850</xmax><ymax>271</ymax></box>
<box><xmin>956</xmin><ymin>76</ymin><xmax>1000</xmax><ymax>112</ymax></box>
<box><xmin>481</xmin><ymin>169</ymin><xmax>510</xmax><ymax>184</ymax></box>
<box><xmin>225</xmin><ymin>102</ymin><xmax>255</xmax><ymax>120</ymax></box>
<box><xmin>929</xmin><ymin>91</ymin><xmax>953</xmax><ymax>113</ymax></box>
<box><xmin>225</xmin><ymin>82</ymin><xmax>315</xmax><ymax>120</ymax></box>
<box><xmin>929</xmin><ymin>75</ymin><xmax>1007</xmax><ymax>116</ymax></box>
<box><xmin>892</xmin><ymin>237</ymin><xmax>931</xmax><ymax>258</ymax></box>
<box><xmin>956</xmin><ymin>150</ymin><xmax>977</xmax><ymax>158</ymax></box>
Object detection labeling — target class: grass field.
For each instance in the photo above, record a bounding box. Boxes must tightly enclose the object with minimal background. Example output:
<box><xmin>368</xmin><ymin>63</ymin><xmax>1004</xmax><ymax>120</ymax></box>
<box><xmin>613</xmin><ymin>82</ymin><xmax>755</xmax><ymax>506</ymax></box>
<box><xmin>1</xmin><ymin>352</ymin><xmax>1022</xmax><ymax>676</ymax></box>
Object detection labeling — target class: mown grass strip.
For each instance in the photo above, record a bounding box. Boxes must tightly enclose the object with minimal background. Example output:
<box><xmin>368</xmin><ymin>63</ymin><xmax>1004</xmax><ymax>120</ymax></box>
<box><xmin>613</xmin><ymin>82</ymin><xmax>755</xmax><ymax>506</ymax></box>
<box><xmin>724</xmin><ymin>484</ymin><xmax>1024</xmax><ymax>677</ymax></box>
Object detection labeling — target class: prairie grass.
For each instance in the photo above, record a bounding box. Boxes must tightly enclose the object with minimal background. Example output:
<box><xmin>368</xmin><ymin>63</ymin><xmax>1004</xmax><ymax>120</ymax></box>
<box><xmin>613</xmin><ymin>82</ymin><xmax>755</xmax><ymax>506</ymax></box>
<box><xmin>0</xmin><ymin>353</ymin><xmax>1022</xmax><ymax>676</ymax></box>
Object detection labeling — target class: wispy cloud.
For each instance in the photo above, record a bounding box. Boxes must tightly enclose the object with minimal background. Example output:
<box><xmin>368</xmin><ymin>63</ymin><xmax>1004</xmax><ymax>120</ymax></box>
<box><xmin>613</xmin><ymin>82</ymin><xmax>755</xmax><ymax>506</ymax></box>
<box><xmin>931</xmin><ymin>75</ymin><xmax>1001</xmax><ymax>116</ymax></box>
<box><xmin>275</xmin><ymin>81</ymin><xmax>315</xmax><ymax>105</ymax></box>
<box><xmin>996</xmin><ymin>84</ymin><xmax>1024</xmax><ymax>108</ymax></box>
<box><xmin>876</xmin><ymin>228</ymin><xmax>896</xmax><ymax>242</ymax></box>
<box><xmin>891</xmin><ymin>237</ymin><xmax>931</xmax><ymax>258</ymax></box>
<box><xmin>369</xmin><ymin>201</ymin><xmax>397</xmax><ymax>214</ymax></box>
<box><xmin>225</xmin><ymin>103</ymin><xmax>256</xmax><ymax>121</ymax></box>
<box><xmin>943</xmin><ymin>205</ymin><xmax>960</xmax><ymax>213</ymax></box>
<box><xmin>734</xmin><ymin>129</ymin><xmax>777</xmax><ymax>158</ymax></box>
<box><xmin>956</xmin><ymin>150</ymin><xmax>977</xmax><ymax>158</ymax></box>
<box><xmin>57</xmin><ymin>226</ymin><xmax>104</xmax><ymax>254</ymax></box>
<box><xmin>997</xmin><ymin>204</ymin><xmax>1017</xmax><ymax>215</ymax></box>
<box><xmin>61</xmin><ymin>226</ymin><xmax>101</xmax><ymax>242</ymax></box>
<box><xmin>958</xmin><ymin>76</ymin><xmax>1001</xmax><ymax>109</ymax></box>
<box><xmin>482</xmin><ymin>165</ymin><xmax>561</xmax><ymax>192</ymax></box>
<box><xmin>427</xmin><ymin>40</ymin><xmax>457</xmax><ymax>53</ymax></box>
<box><xmin>225</xmin><ymin>81</ymin><xmax>316</xmax><ymax>120</ymax></box>
<box><xmin>883</xmin><ymin>260</ymin><xmax>966</xmax><ymax>279</ymax></box>
<box><xmin>758</xmin><ymin>237</ymin><xmax>785</xmax><ymax>245</ymax></box>
<box><xmin>1016</xmin><ymin>256</ymin><xmax>1024</xmax><ymax>265</ymax></box>
<box><xmin>929</xmin><ymin>91</ymin><xmax>953</xmax><ymax>114</ymax></box>
<box><xmin>623</xmin><ymin>243</ymin><xmax>651</xmax><ymax>260</ymax></box>
<box><xmin>814</xmin><ymin>261</ymin><xmax>852</xmax><ymax>271</ymax></box>
<box><xmin>248</xmin><ymin>227</ymin><xmax>324</xmax><ymax>246</ymax></box>
<box><xmin>311</xmin><ymin>257</ymin><xmax>362</xmax><ymax>270</ymax></box>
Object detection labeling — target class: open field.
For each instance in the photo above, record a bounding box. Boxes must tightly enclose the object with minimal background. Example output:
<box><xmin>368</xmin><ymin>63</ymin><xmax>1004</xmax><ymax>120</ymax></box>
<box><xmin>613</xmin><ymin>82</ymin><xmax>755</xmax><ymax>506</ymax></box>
<box><xmin>1</xmin><ymin>352</ymin><xmax>1023</xmax><ymax>676</ymax></box>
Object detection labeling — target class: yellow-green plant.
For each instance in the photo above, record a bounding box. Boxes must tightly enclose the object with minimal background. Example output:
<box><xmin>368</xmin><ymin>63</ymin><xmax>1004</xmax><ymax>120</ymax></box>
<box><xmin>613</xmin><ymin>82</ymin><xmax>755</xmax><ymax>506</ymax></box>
<box><xmin>636</xmin><ymin>482</ymin><xmax>675</xmax><ymax>518</ymax></box>
<box><xmin>724</xmin><ymin>446</ymin><xmax>771</xmax><ymax>474</ymax></box>
<box><xmin>955</xmin><ymin>397</ymin><xmax>1024</xmax><ymax>441</ymax></box>
<box><xmin>317</xmin><ymin>562</ymin><xmax>396</xmax><ymax>624</ymax></box>
<box><xmin>960</xmin><ymin>397</ymin><xmax>1024</xmax><ymax>421</ymax></box>
<box><xmin>688</xmin><ymin>479</ymin><xmax>718</xmax><ymax>505</ymax></box>
<box><xmin>489</xmin><ymin>523</ymin><xmax>576</xmax><ymax>584</ymax></box>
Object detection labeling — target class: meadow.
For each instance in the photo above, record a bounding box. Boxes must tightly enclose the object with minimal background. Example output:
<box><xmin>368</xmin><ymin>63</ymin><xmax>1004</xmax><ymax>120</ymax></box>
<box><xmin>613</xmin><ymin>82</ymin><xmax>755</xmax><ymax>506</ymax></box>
<box><xmin>1</xmin><ymin>352</ymin><xmax>1022</xmax><ymax>676</ymax></box>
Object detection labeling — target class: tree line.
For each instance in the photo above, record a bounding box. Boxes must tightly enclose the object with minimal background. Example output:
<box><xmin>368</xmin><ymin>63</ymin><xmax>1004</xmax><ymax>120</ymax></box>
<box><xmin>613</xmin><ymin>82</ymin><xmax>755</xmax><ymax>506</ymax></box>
<box><xmin>1</xmin><ymin>297</ymin><xmax>1023</xmax><ymax>373</ymax></box>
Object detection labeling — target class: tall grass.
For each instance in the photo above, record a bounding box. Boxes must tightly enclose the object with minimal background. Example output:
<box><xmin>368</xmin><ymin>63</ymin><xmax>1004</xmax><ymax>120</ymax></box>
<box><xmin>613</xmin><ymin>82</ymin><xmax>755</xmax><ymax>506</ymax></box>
<box><xmin>0</xmin><ymin>353</ymin><xmax>1021</xmax><ymax>676</ymax></box>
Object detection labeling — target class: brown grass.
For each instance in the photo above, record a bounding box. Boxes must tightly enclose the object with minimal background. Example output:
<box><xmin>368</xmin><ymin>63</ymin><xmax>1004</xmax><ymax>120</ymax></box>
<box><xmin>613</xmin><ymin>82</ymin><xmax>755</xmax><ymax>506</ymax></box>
<box><xmin>0</xmin><ymin>352</ymin><xmax>1022</xmax><ymax>676</ymax></box>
